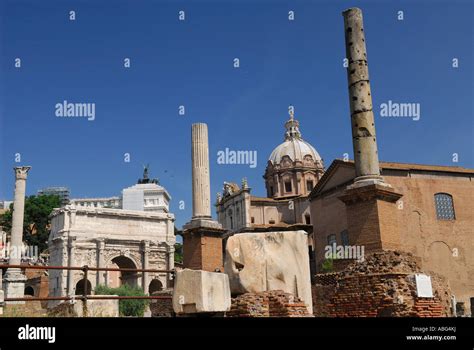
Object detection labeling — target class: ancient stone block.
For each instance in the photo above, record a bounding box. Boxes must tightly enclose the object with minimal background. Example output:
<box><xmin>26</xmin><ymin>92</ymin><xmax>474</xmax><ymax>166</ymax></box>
<box><xmin>73</xmin><ymin>298</ymin><xmax>119</xmax><ymax>317</ymax></box>
<box><xmin>172</xmin><ymin>269</ymin><xmax>231</xmax><ymax>314</ymax></box>
<box><xmin>224</xmin><ymin>231</ymin><xmax>313</xmax><ymax>314</ymax></box>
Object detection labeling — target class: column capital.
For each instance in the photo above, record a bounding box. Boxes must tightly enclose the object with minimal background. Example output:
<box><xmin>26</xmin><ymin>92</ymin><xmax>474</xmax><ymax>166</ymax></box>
<box><xmin>141</xmin><ymin>240</ymin><xmax>151</xmax><ymax>252</ymax></box>
<box><xmin>67</xmin><ymin>236</ymin><xmax>76</xmax><ymax>247</ymax></box>
<box><xmin>14</xmin><ymin>166</ymin><xmax>31</xmax><ymax>180</ymax></box>
<box><xmin>96</xmin><ymin>238</ymin><xmax>106</xmax><ymax>249</ymax></box>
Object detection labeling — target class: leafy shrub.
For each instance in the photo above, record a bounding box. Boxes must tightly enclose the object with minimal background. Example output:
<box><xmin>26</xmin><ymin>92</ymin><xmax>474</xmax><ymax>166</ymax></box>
<box><xmin>321</xmin><ymin>258</ymin><xmax>334</xmax><ymax>273</ymax></box>
<box><xmin>95</xmin><ymin>284</ymin><xmax>148</xmax><ymax>317</ymax></box>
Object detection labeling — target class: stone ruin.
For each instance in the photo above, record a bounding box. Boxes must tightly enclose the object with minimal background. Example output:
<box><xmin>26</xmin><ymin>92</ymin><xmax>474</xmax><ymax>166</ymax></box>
<box><xmin>228</xmin><ymin>290</ymin><xmax>312</xmax><ymax>317</ymax></box>
<box><xmin>224</xmin><ymin>230</ymin><xmax>313</xmax><ymax>314</ymax></box>
<box><xmin>312</xmin><ymin>250</ymin><xmax>453</xmax><ymax>317</ymax></box>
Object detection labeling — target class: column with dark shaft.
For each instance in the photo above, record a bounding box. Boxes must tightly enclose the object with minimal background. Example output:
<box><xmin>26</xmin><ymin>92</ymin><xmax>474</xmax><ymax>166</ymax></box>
<box><xmin>343</xmin><ymin>8</ymin><xmax>383</xmax><ymax>185</ymax></box>
<box><xmin>3</xmin><ymin>166</ymin><xmax>31</xmax><ymax>303</ymax></box>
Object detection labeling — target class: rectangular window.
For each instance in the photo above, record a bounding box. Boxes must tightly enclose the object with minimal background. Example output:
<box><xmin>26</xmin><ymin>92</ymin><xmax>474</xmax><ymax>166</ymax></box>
<box><xmin>435</xmin><ymin>193</ymin><xmax>455</xmax><ymax>220</ymax></box>
<box><xmin>327</xmin><ymin>234</ymin><xmax>336</xmax><ymax>246</ymax></box>
<box><xmin>341</xmin><ymin>230</ymin><xmax>349</xmax><ymax>246</ymax></box>
<box><xmin>285</xmin><ymin>181</ymin><xmax>292</xmax><ymax>192</ymax></box>
<box><xmin>306</xmin><ymin>180</ymin><xmax>314</xmax><ymax>192</ymax></box>
<box><xmin>305</xmin><ymin>214</ymin><xmax>311</xmax><ymax>225</ymax></box>
<box><xmin>269</xmin><ymin>186</ymin><xmax>274</xmax><ymax>196</ymax></box>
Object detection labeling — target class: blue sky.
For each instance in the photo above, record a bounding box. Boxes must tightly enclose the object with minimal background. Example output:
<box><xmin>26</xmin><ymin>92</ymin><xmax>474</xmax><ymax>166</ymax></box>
<box><xmin>0</xmin><ymin>0</ymin><xmax>472</xmax><ymax>228</ymax></box>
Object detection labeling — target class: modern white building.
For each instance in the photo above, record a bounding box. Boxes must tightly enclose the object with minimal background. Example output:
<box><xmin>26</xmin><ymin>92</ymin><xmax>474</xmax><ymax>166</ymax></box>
<box><xmin>70</xmin><ymin>166</ymin><xmax>170</xmax><ymax>213</ymax></box>
<box><xmin>122</xmin><ymin>183</ymin><xmax>170</xmax><ymax>213</ymax></box>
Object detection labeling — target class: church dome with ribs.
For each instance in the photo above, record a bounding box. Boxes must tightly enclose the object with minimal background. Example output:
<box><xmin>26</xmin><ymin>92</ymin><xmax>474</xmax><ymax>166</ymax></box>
<box><xmin>268</xmin><ymin>115</ymin><xmax>322</xmax><ymax>165</ymax></box>
<box><xmin>264</xmin><ymin>112</ymin><xmax>324</xmax><ymax>198</ymax></box>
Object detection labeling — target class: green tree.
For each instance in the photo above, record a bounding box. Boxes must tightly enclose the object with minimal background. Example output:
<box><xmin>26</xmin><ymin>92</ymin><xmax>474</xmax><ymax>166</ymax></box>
<box><xmin>95</xmin><ymin>284</ymin><xmax>149</xmax><ymax>317</ymax></box>
<box><xmin>0</xmin><ymin>194</ymin><xmax>61</xmax><ymax>253</ymax></box>
<box><xmin>174</xmin><ymin>242</ymin><xmax>183</xmax><ymax>264</ymax></box>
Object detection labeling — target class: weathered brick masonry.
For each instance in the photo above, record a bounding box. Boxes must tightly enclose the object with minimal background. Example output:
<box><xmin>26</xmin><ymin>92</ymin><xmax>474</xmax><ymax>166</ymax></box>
<box><xmin>228</xmin><ymin>290</ymin><xmax>312</xmax><ymax>317</ymax></box>
<box><xmin>149</xmin><ymin>290</ymin><xmax>174</xmax><ymax>317</ymax></box>
<box><xmin>312</xmin><ymin>251</ymin><xmax>452</xmax><ymax>317</ymax></box>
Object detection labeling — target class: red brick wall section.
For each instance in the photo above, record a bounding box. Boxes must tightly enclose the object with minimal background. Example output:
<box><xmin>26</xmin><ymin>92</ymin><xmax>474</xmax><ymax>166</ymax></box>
<box><xmin>183</xmin><ymin>232</ymin><xmax>224</xmax><ymax>272</ymax></box>
<box><xmin>312</xmin><ymin>251</ymin><xmax>452</xmax><ymax>317</ymax></box>
<box><xmin>183</xmin><ymin>233</ymin><xmax>203</xmax><ymax>270</ymax></box>
<box><xmin>227</xmin><ymin>290</ymin><xmax>312</xmax><ymax>317</ymax></box>
<box><xmin>149</xmin><ymin>290</ymin><xmax>174</xmax><ymax>317</ymax></box>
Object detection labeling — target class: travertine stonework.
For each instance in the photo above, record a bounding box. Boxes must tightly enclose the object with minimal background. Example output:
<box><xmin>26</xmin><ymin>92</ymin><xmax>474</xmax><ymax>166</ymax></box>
<box><xmin>48</xmin><ymin>206</ymin><xmax>175</xmax><ymax>307</ymax></box>
<box><xmin>190</xmin><ymin>123</ymin><xmax>212</xmax><ymax>219</ymax></box>
<box><xmin>224</xmin><ymin>230</ymin><xmax>313</xmax><ymax>314</ymax></box>
<box><xmin>183</xmin><ymin>123</ymin><xmax>225</xmax><ymax>272</ymax></box>
<box><xmin>343</xmin><ymin>8</ymin><xmax>381</xmax><ymax>183</ymax></box>
<box><xmin>172</xmin><ymin>269</ymin><xmax>231</xmax><ymax>314</ymax></box>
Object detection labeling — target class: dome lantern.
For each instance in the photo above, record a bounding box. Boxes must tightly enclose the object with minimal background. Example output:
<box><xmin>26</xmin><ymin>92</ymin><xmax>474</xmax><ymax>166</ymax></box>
<box><xmin>264</xmin><ymin>113</ymin><xmax>324</xmax><ymax>198</ymax></box>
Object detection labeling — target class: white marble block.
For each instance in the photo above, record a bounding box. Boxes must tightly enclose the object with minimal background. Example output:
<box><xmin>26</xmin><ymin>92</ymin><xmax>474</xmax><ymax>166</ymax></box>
<box><xmin>172</xmin><ymin>269</ymin><xmax>231</xmax><ymax>314</ymax></box>
<box><xmin>224</xmin><ymin>230</ymin><xmax>313</xmax><ymax>314</ymax></box>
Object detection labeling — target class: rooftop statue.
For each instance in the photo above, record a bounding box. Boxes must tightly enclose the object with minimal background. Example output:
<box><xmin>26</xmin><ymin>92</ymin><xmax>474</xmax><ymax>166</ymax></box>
<box><xmin>138</xmin><ymin>164</ymin><xmax>159</xmax><ymax>184</ymax></box>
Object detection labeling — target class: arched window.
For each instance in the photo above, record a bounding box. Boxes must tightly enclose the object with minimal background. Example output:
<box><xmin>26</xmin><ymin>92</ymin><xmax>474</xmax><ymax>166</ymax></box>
<box><xmin>75</xmin><ymin>279</ymin><xmax>92</xmax><ymax>295</ymax></box>
<box><xmin>327</xmin><ymin>234</ymin><xmax>336</xmax><ymax>246</ymax></box>
<box><xmin>149</xmin><ymin>279</ymin><xmax>163</xmax><ymax>295</ymax></box>
<box><xmin>24</xmin><ymin>286</ymin><xmax>35</xmax><ymax>296</ymax></box>
<box><xmin>434</xmin><ymin>193</ymin><xmax>455</xmax><ymax>220</ymax></box>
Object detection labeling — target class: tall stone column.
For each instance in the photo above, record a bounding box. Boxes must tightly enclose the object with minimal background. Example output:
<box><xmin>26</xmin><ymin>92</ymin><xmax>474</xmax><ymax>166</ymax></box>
<box><xmin>3</xmin><ymin>166</ymin><xmax>31</xmax><ymax>303</ymax></box>
<box><xmin>343</xmin><ymin>8</ymin><xmax>384</xmax><ymax>185</ymax></box>
<box><xmin>183</xmin><ymin>123</ymin><xmax>225</xmax><ymax>272</ymax></box>
<box><xmin>191</xmin><ymin>123</ymin><xmax>212</xmax><ymax>219</ymax></box>
<box><xmin>339</xmin><ymin>8</ymin><xmax>403</xmax><ymax>253</ymax></box>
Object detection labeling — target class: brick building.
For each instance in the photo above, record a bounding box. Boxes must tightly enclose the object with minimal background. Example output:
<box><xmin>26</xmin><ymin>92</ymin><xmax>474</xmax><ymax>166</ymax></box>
<box><xmin>309</xmin><ymin>159</ymin><xmax>474</xmax><ymax>315</ymax></box>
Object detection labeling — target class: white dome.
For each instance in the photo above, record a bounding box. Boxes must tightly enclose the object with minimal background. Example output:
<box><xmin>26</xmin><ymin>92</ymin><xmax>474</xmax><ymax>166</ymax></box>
<box><xmin>268</xmin><ymin>114</ymin><xmax>321</xmax><ymax>165</ymax></box>
<box><xmin>269</xmin><ymin>138</ymin><xmax>321</xmax><ymax>165</ymax></box>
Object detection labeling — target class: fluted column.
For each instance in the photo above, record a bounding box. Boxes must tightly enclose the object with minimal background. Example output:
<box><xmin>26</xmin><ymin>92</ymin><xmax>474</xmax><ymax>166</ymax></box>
<box><xmin>3</xmin><ymin>166</ymin><xmax>31</xmax><ymax>302</ymax></box>
<box><xmin>141</xmin><ymin>240</ymin><xmax>150</xmax><ymax>293</ymax></box>
<box><xmin>183</xmin><ymin>123</ymin><xmax>224</xmax><ymax>272</ymax></box>
<box><xmin>191</xmin><ymin>123</ymin><xmax>211</xmax><ymax>219</ymax></box>
<box><xmin>67</xmin><ymin>236</ymin><xmax>76</xmax><ymax>295</ymax></box>
<box><xmin>96</xmin><ymin>239</ymin><xmax>105</xmax><ymax>287</ymax></box>
<box><xmin>343</xmin><ymin>8</ymin><xmax>383</xmax><ymax>184</ymax></box>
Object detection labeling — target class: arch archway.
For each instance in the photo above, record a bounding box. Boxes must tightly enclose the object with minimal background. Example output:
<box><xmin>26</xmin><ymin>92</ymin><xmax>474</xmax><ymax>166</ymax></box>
<box><xmin>24</xmin><ymin>286</ymin><xmax>35</xmax><ymax>296</ymax></box>
<box><xmin>148</xmin><ymin>279</ymin><xmax>163</xmax><ymax>295</ymax></box>
<box><xmin>75</xmin><ymin>279</ymin><xmax>92</xmax><ymax>295</ymax></box>
<box><xmin>108</xmin><ymin>256</ymin><xmax>138</xmax><ymax>288</ymax></box>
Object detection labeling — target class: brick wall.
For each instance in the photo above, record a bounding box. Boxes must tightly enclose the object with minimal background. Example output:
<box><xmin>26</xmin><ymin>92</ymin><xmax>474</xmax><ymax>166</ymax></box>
<box><xmin>183</xmin><ymin>232</ymin><xmax>223</xmax><ymax>272</ymax></box>
<box><xmin>183</xmin><ymin>232</ymin><xmax>203</xmax><ymax>270</ymax></box>
<box><xmin>201</xmin><ymin>235</ymin><xmax>224</xmax><ymax>272</ymax></box>
<box><xmin>312</xmin><ymin>251</ymin><xmax>452</xmax><ymax>317</ymax></box>
<box><xmin>311</xmin><ymin>168</ymin><xmax>474</xmax><ymax>310</ymax></box>
<box><xmin>149</xmin><ymin>290</ymin><xmax>174</xmax><ymax>317</ymax></box>
<box><xmin>227</xmin><ymin>290</ymin><xmax>312</xmax><ymax>317</ymax></box>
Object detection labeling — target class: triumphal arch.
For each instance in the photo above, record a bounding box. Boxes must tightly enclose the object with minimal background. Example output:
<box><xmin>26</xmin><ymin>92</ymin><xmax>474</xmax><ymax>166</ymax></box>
<box><xmin>48</xmin><ymin>205</ymin><xmax>175</xmax><ymax>306</ymax></box>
